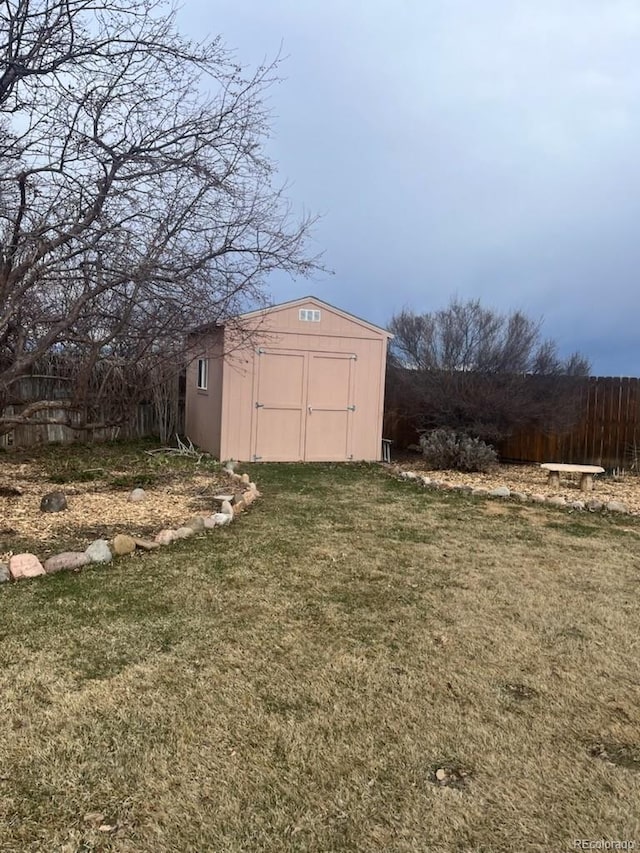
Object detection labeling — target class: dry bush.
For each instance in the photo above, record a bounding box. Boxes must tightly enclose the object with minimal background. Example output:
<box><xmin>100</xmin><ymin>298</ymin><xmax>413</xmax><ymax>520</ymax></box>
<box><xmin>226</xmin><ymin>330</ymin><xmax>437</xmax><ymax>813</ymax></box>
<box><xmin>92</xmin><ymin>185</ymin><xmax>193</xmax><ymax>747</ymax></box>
<box><xmin>419</xmin><ymin>427</ymin><xmax>498</xmax><ymax>472</ymax></box>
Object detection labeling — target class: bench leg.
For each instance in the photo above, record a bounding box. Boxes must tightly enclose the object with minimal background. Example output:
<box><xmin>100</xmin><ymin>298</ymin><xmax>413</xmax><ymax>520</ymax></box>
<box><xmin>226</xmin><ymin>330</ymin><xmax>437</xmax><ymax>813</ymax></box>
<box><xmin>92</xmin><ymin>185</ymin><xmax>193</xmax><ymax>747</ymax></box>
<box><xmin>580</xmin><ymin>473</ymin><xmax>594</xmax><ymax>491</ymax></box>
<box><xmin>547</xmin><ymin>471</ymin><xmax>560</xmax><ymax>489</ymax></box>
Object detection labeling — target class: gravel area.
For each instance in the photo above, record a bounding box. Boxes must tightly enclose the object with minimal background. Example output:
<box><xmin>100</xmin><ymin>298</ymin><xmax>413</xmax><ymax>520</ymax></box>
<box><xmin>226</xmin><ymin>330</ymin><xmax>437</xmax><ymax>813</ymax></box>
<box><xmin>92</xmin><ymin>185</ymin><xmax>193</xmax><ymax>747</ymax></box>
<box><xmin>392</xmin><ymin>455</ymin><xmax>640</xmax><ymax>515</ymax></box>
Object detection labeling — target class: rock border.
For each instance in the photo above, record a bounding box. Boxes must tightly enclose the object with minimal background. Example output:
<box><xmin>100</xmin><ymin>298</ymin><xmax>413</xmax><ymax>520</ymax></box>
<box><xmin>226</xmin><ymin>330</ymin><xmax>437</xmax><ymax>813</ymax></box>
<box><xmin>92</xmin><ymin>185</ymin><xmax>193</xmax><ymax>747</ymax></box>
<box><xmin>0</xmin><ymin>472</ymin><xmax>261</xmax><ymax>583</ymax></box>
<box><xmin>394</xmin><ymin>469</ymin><xmax>631</xmax><ymax>516</ymax></box>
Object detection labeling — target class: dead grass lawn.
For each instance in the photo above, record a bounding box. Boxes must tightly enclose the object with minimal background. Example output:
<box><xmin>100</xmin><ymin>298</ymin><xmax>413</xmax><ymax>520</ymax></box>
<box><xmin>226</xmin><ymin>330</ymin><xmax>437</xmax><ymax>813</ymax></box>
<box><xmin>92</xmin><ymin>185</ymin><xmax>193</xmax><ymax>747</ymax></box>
<box><xmin>1</xmin><ymin>454</ymin><xmax>639</xmax><ymax>851</ymax></box>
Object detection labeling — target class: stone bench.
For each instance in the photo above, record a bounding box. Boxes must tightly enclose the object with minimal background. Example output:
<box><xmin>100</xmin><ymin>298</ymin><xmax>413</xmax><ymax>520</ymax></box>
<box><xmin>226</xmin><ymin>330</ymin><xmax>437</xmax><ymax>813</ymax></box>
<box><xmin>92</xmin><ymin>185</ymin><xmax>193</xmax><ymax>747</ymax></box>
<box><xmin>540</xmin><ymin>463</ymin><xmax>604</xmax><ymax>492</ymax></box>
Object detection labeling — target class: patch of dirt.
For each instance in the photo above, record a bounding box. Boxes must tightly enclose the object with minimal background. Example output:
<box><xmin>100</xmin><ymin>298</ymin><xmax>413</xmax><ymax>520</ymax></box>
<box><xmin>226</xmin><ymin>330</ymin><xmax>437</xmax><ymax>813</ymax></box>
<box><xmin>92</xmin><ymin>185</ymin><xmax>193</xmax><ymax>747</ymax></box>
<box><xmin>588</xmin><ymin>742</ymin><xmax>640</xmax><ymax>771</ymax></box>
<box><xmin>501</xmin><ymin>683</ymin><xmax>539</xmax><ymax>701</ymax></box>
<box><xmin>556</xmin><ymin>625</ymin><xmax>587</xmax><ymax>641</ymax></box>
<box><xmin>429</xmin><ymin>763</ymin><xmax>473</xmax><ymax>789</ymax></box>
<box><xmin>392</xmin><ymin>453</ymin><xmax>640</xmax><ymax>515</ymax></box>
<box><xmin>0</xmin><ymin>486</ymin><xmax>21</xmax><ymax>497</ymax></box>
<box><xmin>0</xmin><ymin>462</ymin><xmax>230</xmax><ymax>551</ymax></box>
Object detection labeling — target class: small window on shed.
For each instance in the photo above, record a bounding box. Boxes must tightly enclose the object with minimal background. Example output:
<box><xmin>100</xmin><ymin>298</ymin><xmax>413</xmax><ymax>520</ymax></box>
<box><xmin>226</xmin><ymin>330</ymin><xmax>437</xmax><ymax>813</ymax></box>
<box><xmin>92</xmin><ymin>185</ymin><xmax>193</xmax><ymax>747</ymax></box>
<box><xmin>299</xmin><ymin>308</ymin><xmax>321</xmax><ymax>322</ymax></box>
<box><xmin>197</xmin><ymin>358</ymin><xmax>208</xmax><ymax>390</ymax></box>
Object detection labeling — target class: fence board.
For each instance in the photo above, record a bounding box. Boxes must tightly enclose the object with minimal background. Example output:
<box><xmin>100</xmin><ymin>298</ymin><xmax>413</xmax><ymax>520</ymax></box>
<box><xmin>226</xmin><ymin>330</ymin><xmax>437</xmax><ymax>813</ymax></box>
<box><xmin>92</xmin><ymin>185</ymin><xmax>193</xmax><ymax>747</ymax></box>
<box><xmin>498</xmin><ymin>377</ymin><xmax>640</xmax><ymax>469</ymax></box>
<box><xmin>384</xmin><ymin>375</ymin><xmax>640</xmax><ymax>470</ymax></box>
<box><xmin>0</xmin><ymin>377</ymin><xmax>185</xmax><ymax>450</ymax></box>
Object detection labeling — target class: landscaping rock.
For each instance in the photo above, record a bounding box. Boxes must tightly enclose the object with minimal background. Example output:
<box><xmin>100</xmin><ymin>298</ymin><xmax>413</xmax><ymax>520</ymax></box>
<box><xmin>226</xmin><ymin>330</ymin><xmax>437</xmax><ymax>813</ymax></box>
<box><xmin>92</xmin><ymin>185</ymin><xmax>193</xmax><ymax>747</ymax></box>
<box><xmin>489</xmin><ymin>486</ymin><xmax>510</xmax><ymax>498</ymax></box>
<box><xmin>512</xmin><ymin>491</ymin><xmax>528</xmax><ymax>502</ymax></box>
<box><xmin>420</xmin><ymin>476</ymin><xmax>431</xmax><ymax>486</ymax></box>
<box><xmin>155</xmin><ymin>529</ymin><xmax>177</xmax><ymax>546</ymax></box>
<box><xmin>404</xmin><ymin>471</ymin><xmax>418</xmax><ymax>480</ymax></box>
<box><xmin>471</xmin><ymin>487</ymin><xmax>489</xmax><ymax>497</ymax></box>
<box><xmin>530</xmin><ymin>493</ymin><xmax>546</xmax><ymax>503</ymax></box>
<box><xmin>586</xmin><ymin>499</ymin><xmax>604</xmax><ymax>512</ymax></box>
<box><xmin>85</xmin><ymin>539</ymin><xmax>113</xmax><ymax>563</ymax></box>
<box><xmin>9</xmin><ymin>553</ymin><xmax>45</xmax><ymax>580</ymax></box>
<box><xmin>203</xmin><ymin>515</ymin><xmax>220</xmax><ymax>529</ymax></box>
<box><xmin>213</xmin><ymin>494</ymin><xmax>234</xmax><ymax>503</ymax></box>
<box><xmin>223</xmin><ymin>459</ymin><xmax>237</xmax><ymax>473</ymax></box>
<box><xmin>174</xmin><ymin>526</ymin><xmax>195</xmax><ymax>539</ymax></box>
<box><xmin>112</xmin><ymin>533</ymin><xmax>136</xmax><ymax>555</ymax></box>
<box><xmin>229</xmin><ymin>472</ymin><xmax>243</xmax><ymax>482</ymax></box>
<box><xmin>128</xmin><ymin>488</ymin><xmax>146</xmax><ymax>502</ymax></box>
<box><xmin>606</xmin><ymin>500</ymin><xmax>628</xmax><ymax>514</ymax></box>
<box><xmin>242</xmin><ymin>490</ymin><xmax>256</xmax><ymax>506</ymax></box>
<box><xmin>240</xmin><ymin>473</ymin><xmax>251</xmax><ymax>484</ymax></box>
<box><xmin>185</xmin><ymin>516</ymin><xmax>205</xmax><ymax>532</ymax></box>
<box><xmin>213</xmin><ymin>512</ymin><xmax>232</xmax><ymax>526</ymax></box>
<box><xmin>44</xmin><ymin>551</ymin><xmax>89</xmax><ymax>574</ymax></box>
<box><xmin>40</xmin><ymin>491</ymin><xmax>67</xmax><ymax>513</ymax></box>
<box><xmin>248</xmin><ymin>482</ymin><xmax>260</xmax><ymax>495</ymax></box>
<box><xmin>0</xmin><ymin>563</ymin><xmax>10</xmax><ymax>583</ymax></box>
<box><xmin>133</xmin><ymin>537</ymin><xmax>160</xmax><ymax>551</ymax></box>
<box><xmin>220</xmin><ymin>499</ymin><xmax>234</xmax><ymax>517</ymax></box>
<box><xmin>569</xmin><ymin>500</ymin><xmax>585</xmax><ymax>511</ymax></box>
<box><xmin>232</xmin><ymin>492</ymin><xmax>244</xmax><ymax>505</ymax></box>
<box><xmin>546</xmin><ymin>496</ymin><xmax>567</xmax><ymax>508</ymax></box>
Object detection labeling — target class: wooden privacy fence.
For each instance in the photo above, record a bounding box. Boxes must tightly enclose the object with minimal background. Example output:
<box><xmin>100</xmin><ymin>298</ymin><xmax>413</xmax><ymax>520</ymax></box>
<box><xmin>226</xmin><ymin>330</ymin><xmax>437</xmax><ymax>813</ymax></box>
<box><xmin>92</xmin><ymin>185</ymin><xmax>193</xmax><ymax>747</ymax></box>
<box><xmin>0</xmin><ymin>367</ymin><xmax>185</xmax><ymax>450</ymax></box>
<box><xmin>384</xmin><ymin>376</ymin><xmax>640</xmax><ymax>470</ymax></box>
<box><xmin>0</xmin><ymin>402</ymin><xmax>176</xmax><ymax>449</ymax></box>
<box><xmin>498</xmin><ymin>377</ymin><xmax>640</xmax><ymax>470</ymax></box>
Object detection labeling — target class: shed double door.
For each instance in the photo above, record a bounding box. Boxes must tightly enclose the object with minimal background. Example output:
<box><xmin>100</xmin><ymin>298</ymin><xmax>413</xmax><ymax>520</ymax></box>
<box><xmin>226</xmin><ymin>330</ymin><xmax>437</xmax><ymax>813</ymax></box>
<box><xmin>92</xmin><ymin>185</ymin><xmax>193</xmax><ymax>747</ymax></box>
<box><xmin>252</xmin><ymin>349</ymin><xmax>355</xmax><ymax>461</ymax></box>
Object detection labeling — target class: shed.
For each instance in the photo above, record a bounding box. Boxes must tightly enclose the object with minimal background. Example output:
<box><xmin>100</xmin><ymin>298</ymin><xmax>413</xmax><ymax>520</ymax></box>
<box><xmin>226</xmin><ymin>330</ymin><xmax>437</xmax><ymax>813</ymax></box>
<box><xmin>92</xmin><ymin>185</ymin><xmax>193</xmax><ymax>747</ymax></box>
<box><xmin>185</xmin><ymin>296</ymin><xmax>392</xmax><ymax>462</ymax></box>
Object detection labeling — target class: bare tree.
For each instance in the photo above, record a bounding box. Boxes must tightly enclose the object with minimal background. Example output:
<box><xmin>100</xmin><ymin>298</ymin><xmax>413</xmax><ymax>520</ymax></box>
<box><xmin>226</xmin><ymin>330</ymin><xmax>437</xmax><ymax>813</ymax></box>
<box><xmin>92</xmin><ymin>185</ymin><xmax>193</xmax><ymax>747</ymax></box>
<box><xmin>387</xmin><ymin>299</ymin><xmax>590</xmax><ymax>444</ymax></box>
<box><xmin>0</xmin><ymin>0</ymin><xmax>321</xmax><ymax>434</ymax></box>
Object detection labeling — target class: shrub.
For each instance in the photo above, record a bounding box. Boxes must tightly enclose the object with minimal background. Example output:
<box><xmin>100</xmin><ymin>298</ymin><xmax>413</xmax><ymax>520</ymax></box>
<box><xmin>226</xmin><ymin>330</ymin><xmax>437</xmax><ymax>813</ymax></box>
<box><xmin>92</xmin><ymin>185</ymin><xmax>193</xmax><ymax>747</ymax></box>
<box><xmin>419</xmin><ymin>428</ymin><xmax>498</xmax><ymax>473</ymax></box>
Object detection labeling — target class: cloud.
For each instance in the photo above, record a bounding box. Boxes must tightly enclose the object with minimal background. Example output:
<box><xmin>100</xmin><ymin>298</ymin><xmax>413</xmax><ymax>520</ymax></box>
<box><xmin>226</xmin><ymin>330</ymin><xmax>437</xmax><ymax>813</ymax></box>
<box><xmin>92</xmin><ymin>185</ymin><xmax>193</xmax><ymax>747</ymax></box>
<box><xmin>180</xmin><ymin>0</ymin><xmax>640</xmax><ymax>373</ymax></box>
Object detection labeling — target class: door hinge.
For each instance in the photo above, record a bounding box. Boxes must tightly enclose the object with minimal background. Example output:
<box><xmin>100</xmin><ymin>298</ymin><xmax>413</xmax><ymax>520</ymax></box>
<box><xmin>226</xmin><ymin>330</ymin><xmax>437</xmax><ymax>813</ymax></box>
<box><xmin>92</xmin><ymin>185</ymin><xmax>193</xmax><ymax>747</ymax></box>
<box><xmin>351</xmin><ymin>354</ymin><xmax>357</xmax><ymax>360</ymax></box>
<box><xmin>255</xmin><ymin>402</ymin><xmax>264</xmax><ymax>408</ymax></box>
<box><xmin>252</xmin><ymin>454</ymin><xmax>262</xmax><ymax>461</ymax></box>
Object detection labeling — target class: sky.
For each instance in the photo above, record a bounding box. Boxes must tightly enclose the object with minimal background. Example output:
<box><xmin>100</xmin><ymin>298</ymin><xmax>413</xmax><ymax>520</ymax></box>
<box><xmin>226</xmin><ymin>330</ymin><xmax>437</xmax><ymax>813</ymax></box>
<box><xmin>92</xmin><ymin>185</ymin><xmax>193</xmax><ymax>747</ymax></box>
<box><xmin>180</xmin><ymin>0</ymin><xmax>640</xmax><ymax>376</ymax></box>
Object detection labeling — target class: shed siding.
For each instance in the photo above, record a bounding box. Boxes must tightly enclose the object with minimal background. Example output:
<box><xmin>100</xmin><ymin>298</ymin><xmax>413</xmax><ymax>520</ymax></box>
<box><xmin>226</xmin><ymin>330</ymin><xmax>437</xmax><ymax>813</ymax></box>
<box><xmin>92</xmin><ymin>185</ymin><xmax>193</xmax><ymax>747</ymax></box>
<box><xmin>221</xmin><ymin>335</ymin><xmax>387</xmax><ymax>461</ymax></box>
<box><xmin>243</xmin><ymin>302</ymin><xmax>382</xmax><ymax>340</ymax></box>
<box><xmin>185</xmin><ymin>329</ymin><xmax>224</xmax><ymax>456</ymax></box>
<box><xmin>188</xmin><ymin>298</ymin><xmax>390</xmax><ymax>462</ymax></box>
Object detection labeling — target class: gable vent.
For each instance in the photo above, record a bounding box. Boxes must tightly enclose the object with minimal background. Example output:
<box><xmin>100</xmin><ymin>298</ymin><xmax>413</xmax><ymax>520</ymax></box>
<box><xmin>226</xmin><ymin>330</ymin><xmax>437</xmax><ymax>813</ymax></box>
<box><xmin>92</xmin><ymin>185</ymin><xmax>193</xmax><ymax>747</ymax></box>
<box><xmin>299</xmin><ymin>308</ymin><xmax>321</xmax><ymax>322</ymax></box>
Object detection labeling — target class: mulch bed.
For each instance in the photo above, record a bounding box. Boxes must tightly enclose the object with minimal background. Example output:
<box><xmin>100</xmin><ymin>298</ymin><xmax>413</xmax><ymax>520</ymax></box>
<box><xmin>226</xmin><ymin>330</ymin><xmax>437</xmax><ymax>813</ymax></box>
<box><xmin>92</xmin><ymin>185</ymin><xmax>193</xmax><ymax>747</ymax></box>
<box><xmin>0</xmin><ymin>461</ymin><xmax>230</xmax><ymax>555</ymax></box>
